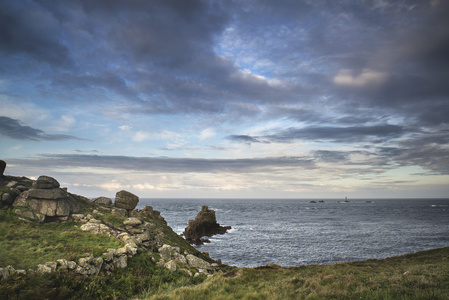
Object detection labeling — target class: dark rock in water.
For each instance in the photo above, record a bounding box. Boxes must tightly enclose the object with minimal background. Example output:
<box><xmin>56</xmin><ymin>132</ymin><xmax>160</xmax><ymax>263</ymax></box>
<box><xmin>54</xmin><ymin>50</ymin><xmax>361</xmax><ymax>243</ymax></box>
<box><xmin>92</xmin><ymin>196</ymin><xmax>113</xmax><ymax>206</ymax></box>
<box><xmin>115</xmin><ymin>190</ymin><xmax>139</xmax><ymax>210</ymax></box>
<box><xmin>183</xmin><ymin>205</ymin><xmax>231</xmax><ymax>245</ymax></box>
<box><xmin>33</xmin><ymin>176</ymin><xmax>60</xmax><ymax>189</ymax></box>
<box><xmin>0</xmin><ymin>160</ymin><xmax>6</xmax><ymax>176</ymax></box>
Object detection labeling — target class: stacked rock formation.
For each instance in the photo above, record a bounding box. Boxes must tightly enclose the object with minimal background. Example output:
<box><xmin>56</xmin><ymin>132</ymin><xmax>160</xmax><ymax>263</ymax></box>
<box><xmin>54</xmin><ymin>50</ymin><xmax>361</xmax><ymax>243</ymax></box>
<box><xmin>110</xmin><ymin>190</ymin><xmax>139</xmax><ymax>217</ymax></box>
<box><xmin>12</xmin><ymin>175</ymin><xmax>81</xmax><ymax>222</ymax></box>
<box><xmin>183</xmin><ymin>205</ymin><xmax>231</xmax><ymax>245</ymax></box>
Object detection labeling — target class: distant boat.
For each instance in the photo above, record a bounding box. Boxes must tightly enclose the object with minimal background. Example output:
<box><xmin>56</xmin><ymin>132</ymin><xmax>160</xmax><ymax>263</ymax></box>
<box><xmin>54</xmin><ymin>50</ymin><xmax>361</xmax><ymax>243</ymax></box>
<box><xmin>344</xmin><ymin>197</ymin><xmax>350</xmax><ymax>203</ymax></box>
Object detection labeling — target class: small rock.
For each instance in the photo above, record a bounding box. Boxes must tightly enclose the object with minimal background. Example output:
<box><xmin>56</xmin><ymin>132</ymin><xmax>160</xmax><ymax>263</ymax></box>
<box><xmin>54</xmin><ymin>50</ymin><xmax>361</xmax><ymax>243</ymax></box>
<box><xmin>6</xmin><ymin>181</ymin><xmax>17</xmax><ymax>188</ymax></box>
<box><xmin>45</xmin><ymin>261</ymin><xmax>57</xmax><ymax>272</ymax></box>
<box><xmin>164</xmin><ymin>260</ymin><xmax>177</xmax><ymax>272</ymax></box>
<box><xmin>71</xmin><ymin>214</ymin><xmax>86</xmax><ymax>221</ymax></box>
<box><xmin>123</xmin><ymin>217</ymin><xmax>142</xmax><ymax>226</ymax></box>
<box><xmin>37</xmin><ymin>264</ymin><xmax>52</xmax><ymax>274</ymax></box>
<box><xmin>112</xmin><ymin>208</ymin><xmax>128</xmax><ymax>217</ymax></box>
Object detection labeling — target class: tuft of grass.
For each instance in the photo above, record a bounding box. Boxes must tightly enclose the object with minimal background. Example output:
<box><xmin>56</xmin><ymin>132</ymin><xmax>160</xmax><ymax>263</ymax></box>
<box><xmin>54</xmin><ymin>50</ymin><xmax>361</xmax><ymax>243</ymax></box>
<box><xmin>0</xmin><ymin>210</ymin><xmax>123</xmax><ymax>270</ymax></box>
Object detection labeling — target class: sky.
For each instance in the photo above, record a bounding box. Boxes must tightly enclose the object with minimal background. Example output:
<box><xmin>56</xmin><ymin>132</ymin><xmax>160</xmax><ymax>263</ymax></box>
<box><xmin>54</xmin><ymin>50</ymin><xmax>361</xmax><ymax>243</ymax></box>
<box><xmin>1</xmin><ymin>0</ymin><xmax>448</xmax><ymax>199</ymax></box>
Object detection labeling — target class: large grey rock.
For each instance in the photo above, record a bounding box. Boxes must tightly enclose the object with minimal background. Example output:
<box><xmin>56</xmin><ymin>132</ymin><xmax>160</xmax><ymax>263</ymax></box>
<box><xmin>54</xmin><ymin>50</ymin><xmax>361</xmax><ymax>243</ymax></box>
<box><xmin>33</xmin><ymin>176</ymin><xmax>60</xmax><ymax>189</ymax></box>
<box><xmin>92</xmin><ymin>196</ymin><xmax>113</xmax><ymax>206</ymax></box>
<box><xmin>186</xmin><ymin>254</ymin><xmax>212</xmax><ymax>270</ymax></box>
<box><xmin>115</xmin><ymin>190</ymin><xmax>139</xmax><ymax>210</ymax></box>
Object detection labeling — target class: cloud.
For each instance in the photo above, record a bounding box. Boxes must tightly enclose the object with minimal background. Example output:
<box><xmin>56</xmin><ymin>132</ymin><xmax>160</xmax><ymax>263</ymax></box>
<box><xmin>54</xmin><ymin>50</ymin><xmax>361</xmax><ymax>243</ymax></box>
<box><xmin>0</xmin><ymin>1</ymin><xmax>69</xmax><ymax>65</ymax></box>
<box><xmin>8</xmin><ymin>154</ymin><xmax>315</xmax><ymax>174</ymax></box>
<box><xmin>119</xmin><ymin>125</ymin><xmax>132</xmax><ymax>131</ymax></box>
<box><xmin>227</xmin><ymin>135</ymin><xmax>267</xmax><ymax>144</ymax></box>
<box><xmin>199</xmin><ymin>128</ymin><xmax>215</xmax><ymax>140</ymax></box>
<box><xmin>133</xmin><ymin>131</ymin><xmax>151</xmax><ymax>142</ymax></box>
<box><xmin>333</xmin><ymin>68</ymin><xmax>389</xmax><ymax>88</ymax></box>
<box><xmin>230</xmin><ymin>124</ymin><xmax>407</xmax><ymax>144</ymax></box>
<box><xmin>0</xmin><ymin>116</ymin><xmax>84</xmax><ymax>141</ymax></box>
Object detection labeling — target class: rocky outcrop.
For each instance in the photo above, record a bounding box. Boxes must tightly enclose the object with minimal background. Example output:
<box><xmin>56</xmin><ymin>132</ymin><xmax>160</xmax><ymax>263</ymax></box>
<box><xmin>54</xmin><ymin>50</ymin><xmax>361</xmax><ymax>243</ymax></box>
<box><xmin>183</xmin><ymin>205</ymin><xmax>231</xmax><ymax>245</ymax></box>
<box><xmin>0</xmin><ymin>160</ymin><xmax>6</xmax><ymax>176</ymax></box>
<box><xmin>12</xmin><ymin>175</ymin><xmax>81</xmax><ymax>222</ymax></box>
<box><xmin>1</xmin><ymin>172</ymin><xmax>226</xmax><ymax>281</ymax></box>
<box><xmin>157</xmin><ymin>244</ymin><xmax>219</xmax><ymax>277</ymax></box>
<box><xmin>115</xmin><ymin>190</ymin><xmax>139</xmax><ymax>210</ymax></box>
<box><xmin>92</xmin><ymin>196</ymin><xmax>113</xmax><ymax>206</ymax></box>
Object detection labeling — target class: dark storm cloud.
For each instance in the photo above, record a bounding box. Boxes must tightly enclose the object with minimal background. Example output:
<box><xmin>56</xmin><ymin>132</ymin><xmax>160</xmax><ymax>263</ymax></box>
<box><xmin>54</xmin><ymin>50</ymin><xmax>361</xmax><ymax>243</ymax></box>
<box><xmin>0</xmin><ymin>1</ymin><xmax>69</xmax><ymax>65</ymax></box>
<box><xmin>327</xmin><ymin>1</ymin><xmax>449</xmax><ymax>126</ymax></box>
<box><xmin>2</xmin><ymin>1</ymin><xmax>449</xmax><ymax>127</ymax></box>
<box><xmin>8</xmin><ymin>154</ymin><xmax>315</xmax><ymax>173</ymax></box>
<box><xmin>0</xmin><ymin>116</ymin><xmax>83</xmax><ymax>141</ymax></box>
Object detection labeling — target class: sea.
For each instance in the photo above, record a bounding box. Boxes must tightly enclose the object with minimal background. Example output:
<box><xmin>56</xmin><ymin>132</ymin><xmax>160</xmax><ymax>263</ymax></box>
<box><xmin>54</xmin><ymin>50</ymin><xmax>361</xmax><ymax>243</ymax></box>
<box><xmin>137</xmin><ymin>198</ymin><xmax>449</xmax><ymax>267</ymax></box>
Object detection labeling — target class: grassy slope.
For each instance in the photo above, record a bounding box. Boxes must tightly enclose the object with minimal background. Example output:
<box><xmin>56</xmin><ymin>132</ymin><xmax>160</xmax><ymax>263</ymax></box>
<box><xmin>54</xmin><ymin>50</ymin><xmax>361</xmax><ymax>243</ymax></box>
<box><xmin>0</xmin><ymin>210</ymin><xmax>124</xmax><ymax>270</ymax></box>
<box><xmin>148</xmin><ymin>247</ymin><xmax>449</xmax><ymax>300</ymax></box>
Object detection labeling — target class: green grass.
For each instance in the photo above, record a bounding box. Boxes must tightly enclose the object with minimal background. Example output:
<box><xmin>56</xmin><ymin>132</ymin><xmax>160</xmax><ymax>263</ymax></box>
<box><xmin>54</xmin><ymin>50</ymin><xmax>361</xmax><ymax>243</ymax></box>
<box><xmin>146</xmin><ymin>247</ymin><xmax>449</xmax><ymax>300</ymax></box>
<box><xmin>0</xmin><ymin>210</ymin><xmax>123</xmax><ymax>270</ymax></box>
<box><xmin>0</xmin><ymin>251</ymin><xmax>207</xmax><ymax>300</ymax></box>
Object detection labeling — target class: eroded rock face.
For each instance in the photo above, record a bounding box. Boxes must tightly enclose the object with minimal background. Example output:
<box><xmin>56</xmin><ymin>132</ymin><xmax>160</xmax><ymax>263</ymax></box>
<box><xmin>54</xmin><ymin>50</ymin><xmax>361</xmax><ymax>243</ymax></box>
<box><xmin>92</xmin><ymin>196</ymin><xmax>113</xmax><ymax>206</ymax></box>
<box><xmin>33</xmin><ymin>176</ymin><xmax>60</xmax><ymax>189</ymax></box>
<box><xmin>183</xmin><ymin>205</ymin><xmax>231</xmax><ymax>245</ymax></box>
<box><xmin>115</xmin><ymin>190</ymin><xmax>139</xmax><ymax>210</ymax></box>
<box><xmin>12</xmin><ymin>175</ymin><xmax>80</xmax><ymax>221</ymax></box>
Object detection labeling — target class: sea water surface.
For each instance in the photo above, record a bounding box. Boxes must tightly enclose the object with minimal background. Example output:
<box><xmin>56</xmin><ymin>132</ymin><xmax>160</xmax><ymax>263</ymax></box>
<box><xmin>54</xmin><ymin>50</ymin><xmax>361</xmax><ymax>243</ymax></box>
<box><xmin>138</xmin><ymin>198</ymin><xmax>449</xmax><ymax>267</ymax></box>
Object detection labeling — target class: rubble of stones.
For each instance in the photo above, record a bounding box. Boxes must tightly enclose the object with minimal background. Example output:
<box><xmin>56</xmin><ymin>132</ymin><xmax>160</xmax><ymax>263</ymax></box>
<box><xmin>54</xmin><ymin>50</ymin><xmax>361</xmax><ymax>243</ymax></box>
<box><xmin>0</xmin><ymin>161</ymin><xmax>222</xmax><ymax>280</ymax></box>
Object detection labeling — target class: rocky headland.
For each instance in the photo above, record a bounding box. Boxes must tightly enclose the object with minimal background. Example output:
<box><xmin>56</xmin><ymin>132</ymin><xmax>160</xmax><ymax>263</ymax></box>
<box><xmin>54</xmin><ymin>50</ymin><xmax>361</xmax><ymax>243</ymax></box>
<box><xmin>183</xmin><ymin>205</ymin><xmax>231</xmax><ymax>245</ymax></box>
<box><xmin>0</xmin><ymin>160</ymin><xmax>227</xmax><ymax>281</ymax></box>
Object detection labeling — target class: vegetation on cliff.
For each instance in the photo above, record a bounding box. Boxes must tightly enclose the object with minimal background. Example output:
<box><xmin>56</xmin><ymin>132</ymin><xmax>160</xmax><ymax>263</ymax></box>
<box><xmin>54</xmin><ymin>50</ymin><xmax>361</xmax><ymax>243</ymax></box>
<box><xmin>148</xmin><ymin>247</ymin><xmax>449</xmax><ymax>299</ymax></box>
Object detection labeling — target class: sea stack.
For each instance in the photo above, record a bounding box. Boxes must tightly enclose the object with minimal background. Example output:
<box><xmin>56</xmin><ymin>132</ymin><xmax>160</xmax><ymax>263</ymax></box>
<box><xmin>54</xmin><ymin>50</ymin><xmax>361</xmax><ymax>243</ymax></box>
<box><xmin>183</xmin><ymin>205</ymin><xmax>231</xmax><ymax>245</ymax></box>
